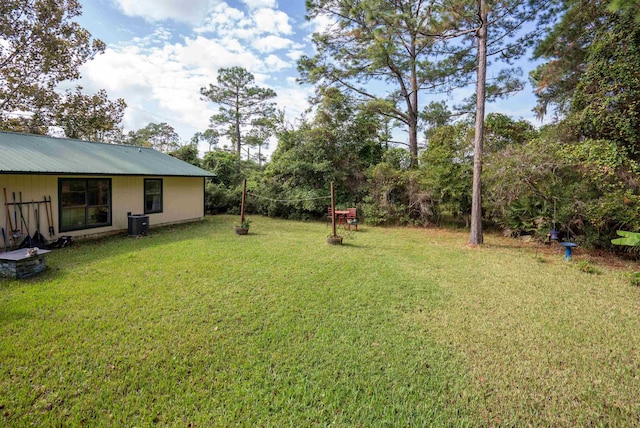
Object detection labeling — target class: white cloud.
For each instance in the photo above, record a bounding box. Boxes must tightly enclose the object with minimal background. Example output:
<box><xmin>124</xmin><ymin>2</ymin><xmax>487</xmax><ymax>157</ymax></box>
<box><xmin>276</xmin><ymin>85</ymin><xmax>313</xmax><ymax>123</ymax></box>
<box><xmin>78</xmin><ymin>36</ymin><xmax>308</xmax><ymax>145</ymax></box>
<box><xmin>252</xmin><ymin>35</ymin><xmax>292</xmax><ymax>53</ymax></box>
<box><xmin>194</xmin><ymin>3</ymin><xmax>246</xmax><ymax>35</ymax></box>
<box><xmin>112</xmin><ymin>0</ymin><xmax>218</xmax><ymax>24</ymax></box>
<box><xmin>303</xmin><ymin>13</ymin><xmax>337</xmax><ymax>37</ymax></box>
<box><xmin>252</xmin><ymin>8</ymin><xmax>292</xmax><ymax>35</ymax></box>
<box><xmin>195</xmin><ymin>3</ymin><xmax>292</xmax><ymax>40</ymax></box>
<box><xmin>263</xmin><ymin>54</ymin><xmax>290</xmax><ymax>71</ymax></box>
<box><xmin>286</xmin><ymin>49</ymin><xmax>305</xmax><ymax>61</ymax></box>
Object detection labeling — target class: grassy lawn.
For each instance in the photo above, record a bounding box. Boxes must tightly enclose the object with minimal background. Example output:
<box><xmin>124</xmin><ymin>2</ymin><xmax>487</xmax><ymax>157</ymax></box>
<box><xmin>1</xmin><ymin>215</ymin><xmax>639</xmax><ymax>426</ymax></box>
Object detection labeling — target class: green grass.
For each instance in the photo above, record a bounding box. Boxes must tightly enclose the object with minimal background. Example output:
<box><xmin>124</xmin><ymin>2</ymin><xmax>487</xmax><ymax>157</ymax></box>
<box><xmin>1</xmin><ymin>215</ymin><xmax>639</xmax><ymax>426</ymax></box>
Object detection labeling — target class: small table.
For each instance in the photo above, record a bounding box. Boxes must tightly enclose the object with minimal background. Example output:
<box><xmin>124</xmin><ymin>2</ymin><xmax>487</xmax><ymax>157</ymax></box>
<box><xmin>334</xmin><ymin>210</ymin><xmax>349</xmax><ymax>225</ymax></box>
<box><xmin>0</xmin><ymin>248</ymin><xmax>52</xmax><ymax>279</ymax></box>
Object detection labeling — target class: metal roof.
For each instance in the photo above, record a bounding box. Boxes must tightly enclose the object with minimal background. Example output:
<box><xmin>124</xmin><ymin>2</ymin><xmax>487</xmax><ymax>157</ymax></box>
<box><xmin>0</xmin><ymin>131</ymin><xmax>213</xmax><ymax>177</ymax></box>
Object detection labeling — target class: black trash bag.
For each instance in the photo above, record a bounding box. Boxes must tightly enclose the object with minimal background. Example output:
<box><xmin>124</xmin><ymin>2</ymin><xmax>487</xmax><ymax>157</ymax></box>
<box><xmin>47</xmin><ymin>235</ymin><xmax>73</xmax><ymax>249</ymax></box>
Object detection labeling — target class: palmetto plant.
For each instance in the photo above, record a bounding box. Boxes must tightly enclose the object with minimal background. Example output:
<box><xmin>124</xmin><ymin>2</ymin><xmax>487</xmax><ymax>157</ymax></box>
<box><xmin>611</xmin><ymin>230</ymin><xmax>640</xmax><ymax>247</ymax></box>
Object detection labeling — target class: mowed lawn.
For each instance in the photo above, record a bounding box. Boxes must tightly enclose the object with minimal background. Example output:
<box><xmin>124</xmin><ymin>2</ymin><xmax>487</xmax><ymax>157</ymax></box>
<box><xmin>1</xmin><ymin>215</ymin><xmax>639</xmax><ymax>426</ymax></box>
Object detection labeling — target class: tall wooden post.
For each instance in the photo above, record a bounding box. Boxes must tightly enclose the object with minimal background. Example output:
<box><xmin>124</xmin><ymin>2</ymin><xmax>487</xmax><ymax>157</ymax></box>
<box><xmin>240</xmin><ymin>178</ymin><xmax>247</xmax><ymax>225</ymax></box>
<box><xmin>331</xmin><ymin>181</ymin><xmax>336</xmax><ymax>237</ymax></box>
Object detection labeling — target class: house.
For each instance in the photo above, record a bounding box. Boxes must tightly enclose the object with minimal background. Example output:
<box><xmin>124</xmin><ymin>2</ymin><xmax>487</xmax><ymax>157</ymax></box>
<box><xmin>0</xmin><ymin>131</ymin><xmax>213</xmax><ymax>247</ymax></box>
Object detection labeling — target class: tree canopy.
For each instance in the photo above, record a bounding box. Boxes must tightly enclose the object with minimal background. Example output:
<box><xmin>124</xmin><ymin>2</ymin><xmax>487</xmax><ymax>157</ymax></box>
<box><xmin>56</xmin><ymin>86</ymin><xmax>126</xmax><ymax>142</ymax></box>
<box><xmin>0</xmin><ymin>1</ymin><xmax>127</xmax><ymax>140</ymax></box>
<box><xmin>0</xmin><ymin>0</ymin><xmax>105</xmax><ymax>126</ymax></box>
<box><xmin>299</xmin><ymin>0</ymin><xmax>477</xmax><ymax>166</ymax></box>
<box><xmin>125</xmin><ymin>123</ymin><xmax>181</xmax><ymax>152</ymax></box>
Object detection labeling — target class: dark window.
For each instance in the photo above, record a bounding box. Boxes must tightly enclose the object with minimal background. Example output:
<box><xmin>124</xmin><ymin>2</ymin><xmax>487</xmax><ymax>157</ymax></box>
<box><xmin>144</xmin><ymin>179</ymin><xmax>163</xmax><ymax>214</ymax></box>
<box><xmin>59</xmin><ymin>178</ymin><xmax>111</xmax><ymax>231</ymax></box>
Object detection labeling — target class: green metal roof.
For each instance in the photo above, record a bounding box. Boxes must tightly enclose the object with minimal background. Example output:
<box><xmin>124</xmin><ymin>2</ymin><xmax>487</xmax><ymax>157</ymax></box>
<box><xmin>0</xmin><ymin>131</ymin><xmax>213</xmax><ymax>177</ymax></box>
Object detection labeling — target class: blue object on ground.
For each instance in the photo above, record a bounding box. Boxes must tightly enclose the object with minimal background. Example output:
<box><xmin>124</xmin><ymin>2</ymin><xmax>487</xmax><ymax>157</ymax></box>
<box><xmin>560</xmin><ymin>242</ymin><xmax>578</xmax><ymax>261</ymax></box>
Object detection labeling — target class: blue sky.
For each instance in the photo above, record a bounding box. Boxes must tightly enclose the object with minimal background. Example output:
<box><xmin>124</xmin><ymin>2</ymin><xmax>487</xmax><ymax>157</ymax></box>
<box><xmin>72</xmin><ymin>0</ymin><xmax>544</xmax><ymax>156</ymax></box>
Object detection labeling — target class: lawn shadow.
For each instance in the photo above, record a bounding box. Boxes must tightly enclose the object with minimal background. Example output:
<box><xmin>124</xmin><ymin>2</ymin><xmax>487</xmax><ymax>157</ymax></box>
<box><xmin>26</xmin><ymin>219</ymin><xmax>221</xmax><ymax>276</ymax></box>
<box><xmin>0</xmin><ymin>307</ymin><xmax>34</xmax><ymax>322</ymax></box>
<box><xmin>338</xmin><ymin>241</ymin><xmax>366</xmax><ymax>249</ymax></box>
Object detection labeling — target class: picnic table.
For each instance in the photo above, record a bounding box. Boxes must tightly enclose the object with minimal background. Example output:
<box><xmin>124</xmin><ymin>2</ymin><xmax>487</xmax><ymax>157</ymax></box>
<box><xmin>333</xmin><ymin>209</ymin><xmax>358</xmax><ymax>230</ymax></box>
<box><xmin>0</xmin><ymin>248</ymin><xmax>52</xmax><ymax>279</ymax></box>
<box><xmin>334</xmin><ymin>210</ymin><xmax>349</xmax><ymax>225</ymax></box>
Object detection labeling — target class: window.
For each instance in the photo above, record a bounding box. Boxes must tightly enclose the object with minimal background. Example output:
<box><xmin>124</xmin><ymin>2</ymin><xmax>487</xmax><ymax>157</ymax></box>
<box><xmin>59</xmin><ymin>178</ymin><xmax>111</xmax><ymax>231</ymax></box>
<box><xmin>144</xmin><ymin>179</ymin><xmax>163</xmax><ymax>214</ymax></box>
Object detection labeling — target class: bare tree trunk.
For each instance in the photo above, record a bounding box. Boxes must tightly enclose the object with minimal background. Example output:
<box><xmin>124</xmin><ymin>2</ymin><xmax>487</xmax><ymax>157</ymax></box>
<box><xmin>408</xmin><ymin>114</ymin><xmax>419</xmax><ymax>167</ymax></box>
<box><xmin>409</xmin><ymin>41</ymin><xmax>419</xmax><ymax>167</ymax></box>
<box><xmin>235</xmin><ymin>100</ymin><xmax>242</xmax><ymax>154</ymax></box>
<box><xmin>470</xmin><ymin>0</ymin><xmax>488</xmax><ymax>246</ymax></box>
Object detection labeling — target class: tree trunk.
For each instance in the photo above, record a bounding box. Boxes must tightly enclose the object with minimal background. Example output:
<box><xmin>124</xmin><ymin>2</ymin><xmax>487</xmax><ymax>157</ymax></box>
<box><xmin>408</xmin><ymin>114</ymin><xmax>419</xmax><ymax>167</ymax></box>
<box><xmin>409</xmin><ymin>42</ymin><xmax>419</xmax><ymax>167</ymax></box>
<box><xmin>469</xmin><ymin>0</ymin><xmax>488</xmax><ymax>246</ymax></box>
<box><xmin>235</xmin><ymin>97</ymin><xmax>242</xmax><ymax>154</ymax></box>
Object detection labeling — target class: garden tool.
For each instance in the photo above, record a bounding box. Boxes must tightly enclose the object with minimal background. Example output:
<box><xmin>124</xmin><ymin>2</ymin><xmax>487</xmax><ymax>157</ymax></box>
<box><xmin>45</xmin><ymin>195</ymin><xmax>55</xmax><ymax>236</ymax></box>
<box><xmin>9</xmin><ymin>191</ymin><xmax>21</xmax><ymax>240</ymax></box>
<box><xmin>16</xmin><ymin>192</ymin><xmax>32</xmax><ymax>248</ymax></box>
<box><xmin>3</xmin><ymin>187</ymin><xmax>17</xmax><ymax>246</ymax></box>
<box><xmin>31</xmin><ymin>206</ymin><xmax>47</xmax><ymax>248</ymax></box>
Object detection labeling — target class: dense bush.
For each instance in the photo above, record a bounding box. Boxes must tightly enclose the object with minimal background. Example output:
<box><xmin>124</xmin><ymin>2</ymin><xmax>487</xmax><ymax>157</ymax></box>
<box><xmin>361</xmin><ymin>152</ymin><xmax>437</xmax><ymax>227</ymax></box>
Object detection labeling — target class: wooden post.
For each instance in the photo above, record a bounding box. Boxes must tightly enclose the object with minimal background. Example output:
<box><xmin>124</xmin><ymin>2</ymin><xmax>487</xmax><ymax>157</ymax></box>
<box><xmin>331</xmin><ymin>181</ymin><xmax>336</xmax><ymax>237</ymax></box>
<box><xmin>240</xmin><ymin>178</ymin><xmax>247</xmax><ymax>225</ymax></box>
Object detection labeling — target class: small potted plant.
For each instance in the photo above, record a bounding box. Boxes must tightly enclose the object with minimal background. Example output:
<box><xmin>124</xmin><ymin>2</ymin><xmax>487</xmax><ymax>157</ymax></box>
<box><xmin>235</xmin><ymin>218</ymin><xmax>251</xmax><ymax>235</ymax></box>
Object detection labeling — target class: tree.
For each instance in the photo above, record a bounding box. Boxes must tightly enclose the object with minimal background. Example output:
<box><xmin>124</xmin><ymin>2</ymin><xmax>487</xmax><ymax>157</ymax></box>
<box><xmin>170</xmin><ymin>143</ymin><xmax>201</xmax><ymax>167</ymax></box>
<box><xmin>55</xmin><ymin>86</ymin><xmax>126</xmax><ymax>142</ymax></box>
<box><xmin>569</xmin><ymin>10</ymin><xmax>640</xmax><ymax>156</ymax></box>
<box><xmin>203</xmin><ymin>150</ymin><xmax>244</xmax><ymax>187</ymax></box>
<box><xmin>191</xmin><ymin>129</ymin><xmax>220</xmax><ymax>152</ymax></box>
<box><xmin>469</xmin><ymin>0</ymin><xmax>489</xmax><ymax>245</ymax></box>
<box><xmin>0</xmin><ymin>0</ymin><xmax>105</xmax><ymax>122</ymax></box>
<box><xmin>438</xmin><ymin>0</ymin><xmax>544</xmax><ymax>245</ymax></box>
<box><xmin>245</xmin><ymin>117</ymin><xmax>276</xmax><ymax>166</ymax></box>
<box><xmin>262</xmin><ymin>86</ymin><xmax>386</xmax><ymax>218</ymax></box>
<box><xmin>484</xmin><ymin>113</ymin><xmax>538</xmax><ymax>154</ymax></box>
<box><xmin>420</xmin><ymin>122</ymin><xmax>473</xmax><ymax>225</ymax></box>
<box><xmin>608</xmin><ymin>0</ymin><xmax>640</xmax><ymax>20</ymax></box>
<box><xmin>300</xmin><ymin>0</ymin><xmax>474</xmax><ymax>166</ymax></box>
<box><xmin>302</xmin><ymin>0</ymin><xmax>541</xmax><ymax>243</ymax></box>
<box><xmin>200</xmin><ymin>67</ymin><xmax>277</xmax><ymax>155</ymax></box>
<box><xmin>126</xmin><ymin>123</ymin><xmax>180</xmax><ymax>152</ymax></box>
<box><xmin>530</xmin><ymin>0</ymin><xmax>606</xmax><ymax>119</ymax></box>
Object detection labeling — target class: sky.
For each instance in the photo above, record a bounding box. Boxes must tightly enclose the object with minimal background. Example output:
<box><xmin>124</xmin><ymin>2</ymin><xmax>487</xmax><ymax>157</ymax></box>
<box><xmin>71</xmin><ymin>0</ymin><xmax>544</xmax><ymax>157</ymax></box>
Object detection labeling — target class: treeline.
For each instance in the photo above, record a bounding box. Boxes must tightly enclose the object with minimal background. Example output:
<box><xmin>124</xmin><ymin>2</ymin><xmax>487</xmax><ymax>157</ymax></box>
<box><xmin>199</xmin><ymin>0</ymin><xmax>640</xmax><ymax>250</ymax></box>
<box><xmin>3</xmin><ymin>0</ymin><xmax>639</xmax><ymax>249</ymax></box>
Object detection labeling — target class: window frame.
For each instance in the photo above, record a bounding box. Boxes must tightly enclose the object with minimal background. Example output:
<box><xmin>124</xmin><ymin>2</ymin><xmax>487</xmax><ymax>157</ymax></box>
<box><xmin>58</xmin><ymin>178</ymin><xmax>112</xmax><ymax>232</ymax></box>
<box><xmin>144</xmin><ymin>178</ymin><xmax>163</xmax><ymax>214</ymax></box>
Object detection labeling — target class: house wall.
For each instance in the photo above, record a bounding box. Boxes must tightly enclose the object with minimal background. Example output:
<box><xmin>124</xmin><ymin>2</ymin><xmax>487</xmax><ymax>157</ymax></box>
<box><xmin>0</xmin><ymin>174</ymin><xmax>204</xmax><ymax>246</ymax></box>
